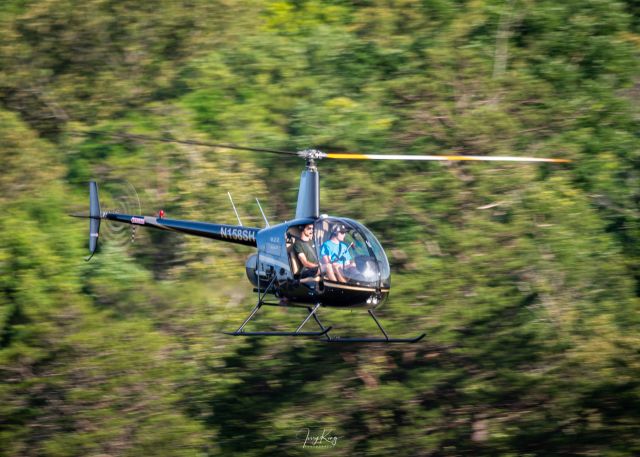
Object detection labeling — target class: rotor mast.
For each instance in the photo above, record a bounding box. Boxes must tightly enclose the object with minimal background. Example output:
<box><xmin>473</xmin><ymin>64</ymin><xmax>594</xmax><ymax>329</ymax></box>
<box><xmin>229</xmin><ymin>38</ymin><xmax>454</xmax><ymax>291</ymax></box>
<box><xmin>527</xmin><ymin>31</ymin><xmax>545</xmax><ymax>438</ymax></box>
<box><xmin>295</xmin><ymin>150</ymin><xmax>323</xmax><ymax>219</ymax></box>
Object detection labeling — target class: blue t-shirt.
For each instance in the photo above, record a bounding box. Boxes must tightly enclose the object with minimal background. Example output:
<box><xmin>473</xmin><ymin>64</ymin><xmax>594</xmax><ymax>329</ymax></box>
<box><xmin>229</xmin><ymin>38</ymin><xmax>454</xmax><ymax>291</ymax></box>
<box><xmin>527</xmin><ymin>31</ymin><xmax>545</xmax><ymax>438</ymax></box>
<box><xmin>320</xmin><ymin>240</ymin><xmax>352</xmax><ymax>265</ymax></box>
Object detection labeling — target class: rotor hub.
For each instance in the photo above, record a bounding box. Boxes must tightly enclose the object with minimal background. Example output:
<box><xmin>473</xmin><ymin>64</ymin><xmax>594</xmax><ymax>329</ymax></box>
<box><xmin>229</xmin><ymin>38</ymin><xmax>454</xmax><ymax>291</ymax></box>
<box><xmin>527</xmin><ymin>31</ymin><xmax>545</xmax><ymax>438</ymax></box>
<box><xmin>297</xmin><ymin>149</ymin><xmax>326</xmax><ymax>161</ymax></box>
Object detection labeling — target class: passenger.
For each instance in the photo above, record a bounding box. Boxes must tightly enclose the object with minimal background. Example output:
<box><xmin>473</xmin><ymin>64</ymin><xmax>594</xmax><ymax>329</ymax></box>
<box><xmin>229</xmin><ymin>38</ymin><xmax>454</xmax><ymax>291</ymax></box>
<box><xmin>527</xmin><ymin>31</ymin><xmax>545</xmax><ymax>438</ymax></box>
<box><xmin>293</xmin><ymin>224</ymin><xmax>319</xmax><ymax>280</ymax></box>
<box><xmin>320</xmin><ymin>224</ymin><xmax>353</xmax><ymax>283</ymax></box>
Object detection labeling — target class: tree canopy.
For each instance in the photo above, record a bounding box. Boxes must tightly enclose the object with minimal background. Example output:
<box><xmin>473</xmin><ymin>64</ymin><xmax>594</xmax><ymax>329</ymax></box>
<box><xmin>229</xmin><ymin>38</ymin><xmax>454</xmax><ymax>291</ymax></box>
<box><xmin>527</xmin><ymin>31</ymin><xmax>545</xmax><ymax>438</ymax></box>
<box><xmin>1</xmin><ymin>1</ymin><xmax>639</xmax><ymax>455</ymax></box>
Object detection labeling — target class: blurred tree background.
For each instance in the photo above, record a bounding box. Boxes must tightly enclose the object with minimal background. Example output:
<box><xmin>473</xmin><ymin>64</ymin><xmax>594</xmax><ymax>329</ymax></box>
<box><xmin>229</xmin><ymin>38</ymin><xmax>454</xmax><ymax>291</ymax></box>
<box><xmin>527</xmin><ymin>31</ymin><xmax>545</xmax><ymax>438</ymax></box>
<box><xmin>1</xmin><ymin>0</ymin><xmax>639</xmax><ymax>455</ymax></box>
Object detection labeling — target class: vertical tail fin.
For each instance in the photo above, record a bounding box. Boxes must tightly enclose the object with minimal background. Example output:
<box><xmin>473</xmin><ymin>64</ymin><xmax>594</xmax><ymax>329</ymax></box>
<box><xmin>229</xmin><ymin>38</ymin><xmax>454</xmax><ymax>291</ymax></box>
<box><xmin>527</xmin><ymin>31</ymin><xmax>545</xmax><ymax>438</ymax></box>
<box><xmin>87</xmin><ymin>181</ymin><xmax>101</xmax><ymax>261</ymax></box>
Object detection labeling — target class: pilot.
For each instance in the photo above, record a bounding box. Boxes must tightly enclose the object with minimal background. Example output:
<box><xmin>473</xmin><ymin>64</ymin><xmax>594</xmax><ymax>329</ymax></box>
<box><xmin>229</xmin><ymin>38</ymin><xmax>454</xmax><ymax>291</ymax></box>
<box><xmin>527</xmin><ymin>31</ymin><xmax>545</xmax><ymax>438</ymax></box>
<box><xmin>293</xmin><ymin>224</ymin><xmax>319</xmax><ymax>280</ymax></box>
<box><xmin>320</xmin><ymin>224</ymin><xmax>353</xmax><ymax>283</ymax></box>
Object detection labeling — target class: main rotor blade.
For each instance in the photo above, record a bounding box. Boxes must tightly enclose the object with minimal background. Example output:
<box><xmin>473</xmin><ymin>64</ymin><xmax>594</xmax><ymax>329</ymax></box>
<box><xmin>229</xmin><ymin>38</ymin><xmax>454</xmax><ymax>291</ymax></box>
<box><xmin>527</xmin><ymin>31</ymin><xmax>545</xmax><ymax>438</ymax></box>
<box><xmin>69</xmin><ymin>131</ymin><xmax>298</xmax><ymax>156</ymax></box>
<box><xmin>325</xmin><ymin>153</ymin><xmax>571</xmax><ymax>163</ymax></box>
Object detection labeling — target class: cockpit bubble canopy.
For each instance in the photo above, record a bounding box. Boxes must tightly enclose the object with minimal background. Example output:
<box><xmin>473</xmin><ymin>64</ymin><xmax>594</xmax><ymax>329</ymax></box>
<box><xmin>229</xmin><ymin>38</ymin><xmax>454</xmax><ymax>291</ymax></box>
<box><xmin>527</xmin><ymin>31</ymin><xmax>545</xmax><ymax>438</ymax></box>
<box><xmin>314</xmin><ymin>217</ymin><xmax>390</xmax><ymax>289</ymax></box>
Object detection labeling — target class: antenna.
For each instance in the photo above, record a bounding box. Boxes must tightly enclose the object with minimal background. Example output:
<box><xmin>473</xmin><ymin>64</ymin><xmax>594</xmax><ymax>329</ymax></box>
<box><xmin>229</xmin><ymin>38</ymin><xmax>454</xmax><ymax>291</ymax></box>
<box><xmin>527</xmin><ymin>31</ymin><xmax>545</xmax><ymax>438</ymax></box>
<box><xmin>255</xmin><ymin>198</ymin><xmax>270</xmax><ymax>227</ymax></box>
<box><xmin>227</xmin><ymin>192</ymin><xmax>243</xmax><ymax>226</ymax></box>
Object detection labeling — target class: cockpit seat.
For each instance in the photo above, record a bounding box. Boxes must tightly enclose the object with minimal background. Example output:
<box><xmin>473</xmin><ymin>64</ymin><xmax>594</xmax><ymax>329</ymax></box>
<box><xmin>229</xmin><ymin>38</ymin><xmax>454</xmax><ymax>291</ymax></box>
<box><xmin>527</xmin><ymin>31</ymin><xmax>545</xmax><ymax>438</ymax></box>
<box><xmin>287</xmin><ymin>237</ymin><xmax>302</xmax><ymax>278</ymax></box>
<box><xmin>286</xmin><ymin>228</ymin><xmax>321</xmax><ymax>285</ymax></box>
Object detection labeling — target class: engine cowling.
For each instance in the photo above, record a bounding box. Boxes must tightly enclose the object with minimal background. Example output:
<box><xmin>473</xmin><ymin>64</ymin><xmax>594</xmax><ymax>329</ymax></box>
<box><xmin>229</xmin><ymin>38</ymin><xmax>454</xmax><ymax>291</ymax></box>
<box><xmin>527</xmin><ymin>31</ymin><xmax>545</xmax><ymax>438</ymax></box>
<box><xmin>245</xmin><ymin>254</ymin><xmax>259</xmax><ymax>287</ymax></box>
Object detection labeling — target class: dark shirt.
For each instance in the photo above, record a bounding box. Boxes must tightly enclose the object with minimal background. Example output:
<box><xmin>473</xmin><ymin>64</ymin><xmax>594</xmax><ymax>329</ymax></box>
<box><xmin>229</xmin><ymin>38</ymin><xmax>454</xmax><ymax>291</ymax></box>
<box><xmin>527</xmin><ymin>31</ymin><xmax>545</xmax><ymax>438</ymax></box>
<box><xmin>293</xmin><ymin>238</ymin><xmax>318</xmax><ymax>265</ymax></box>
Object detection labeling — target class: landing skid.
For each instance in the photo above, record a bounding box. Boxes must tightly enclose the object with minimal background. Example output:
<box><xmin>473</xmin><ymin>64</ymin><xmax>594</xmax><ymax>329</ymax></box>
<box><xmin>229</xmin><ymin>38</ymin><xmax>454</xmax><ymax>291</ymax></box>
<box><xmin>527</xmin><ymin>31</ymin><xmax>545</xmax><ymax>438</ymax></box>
<box><xmin>224</xmin><ymin>302</ymin><xmax>332</xmax><ymax>337</ymax></box>
<box><xmin>224</xmin><ymin>275</ymin><xmax>423</xmax><ymax>343</ymax></box>
<box><xmin>225</xmin><ymin>300</ymin><xmax>423</xmax><ymax>344</ymax></box>
<box><xmin>324</xmin><ymin>334</ymin><xmax>426</xmax><ymax>343</ymax></box>
<box><xmin>224</xmin><ymin>329</ymin><xmax>332</xmax><ymax>337</ymax></box>
<box><xmin>322</xmin><ymin>310</ymin><xmax>426</xmax><ymax>343</ymax></box>
<box><xmin>224</xmin><ymin>274</ymin><xmax>332</xmax><ymax>337</ymax></box>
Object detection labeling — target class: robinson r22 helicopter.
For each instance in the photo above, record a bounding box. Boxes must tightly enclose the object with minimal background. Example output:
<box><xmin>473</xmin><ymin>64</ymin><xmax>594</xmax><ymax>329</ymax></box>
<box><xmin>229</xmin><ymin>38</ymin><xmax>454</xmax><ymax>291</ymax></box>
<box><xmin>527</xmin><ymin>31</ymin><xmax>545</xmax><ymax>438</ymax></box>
<box><xmin>74</xmin><ymin>133</ymin><xmax>569</xmax><ymax>343</ymax></box>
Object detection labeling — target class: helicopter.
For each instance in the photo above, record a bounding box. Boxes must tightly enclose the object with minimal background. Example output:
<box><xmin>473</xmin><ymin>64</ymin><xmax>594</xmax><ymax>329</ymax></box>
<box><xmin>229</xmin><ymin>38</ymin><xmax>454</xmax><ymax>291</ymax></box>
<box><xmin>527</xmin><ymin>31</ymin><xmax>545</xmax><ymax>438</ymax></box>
<box><xmin>73</xmin><ymin>133</ymin><xmax>570</xmax><ymax>343</ymax></box>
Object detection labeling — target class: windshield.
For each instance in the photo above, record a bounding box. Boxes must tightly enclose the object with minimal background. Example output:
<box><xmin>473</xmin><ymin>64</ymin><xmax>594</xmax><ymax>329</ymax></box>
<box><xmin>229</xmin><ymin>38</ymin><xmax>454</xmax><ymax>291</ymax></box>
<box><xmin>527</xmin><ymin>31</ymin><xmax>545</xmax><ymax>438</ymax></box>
<box><xmin>314</xmin><ymin>217</ymin><xmax>390</xmax><ymax>288</ymax></box>
<box><xmin>349</xmin><ymin>219</ymin><xmax>391</xmax><ymax>289</ymax></box>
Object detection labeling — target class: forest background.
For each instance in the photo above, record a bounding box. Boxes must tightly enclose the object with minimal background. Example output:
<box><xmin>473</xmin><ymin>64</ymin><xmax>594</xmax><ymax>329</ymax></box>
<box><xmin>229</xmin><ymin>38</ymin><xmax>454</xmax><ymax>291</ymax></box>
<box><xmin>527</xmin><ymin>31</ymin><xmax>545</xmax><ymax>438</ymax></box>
<box><xmin>1</xmin><ymin>0</ymin><xmax>639</xmax><ymax>456</ymax></box>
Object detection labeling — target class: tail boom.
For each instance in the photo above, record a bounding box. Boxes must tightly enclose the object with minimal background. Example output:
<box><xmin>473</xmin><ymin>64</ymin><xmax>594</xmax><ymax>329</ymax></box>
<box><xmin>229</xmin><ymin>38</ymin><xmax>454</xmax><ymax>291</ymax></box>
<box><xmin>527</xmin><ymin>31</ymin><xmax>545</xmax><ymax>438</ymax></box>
<box><xmin>76</xmin><ymin>181</ymin><xmax>259</xmax><ymax>261</ymax></box>
<box><xmin>103</xmin><ymin>213</ymin><xmax>259</xmax><ymax>247</ymax></box>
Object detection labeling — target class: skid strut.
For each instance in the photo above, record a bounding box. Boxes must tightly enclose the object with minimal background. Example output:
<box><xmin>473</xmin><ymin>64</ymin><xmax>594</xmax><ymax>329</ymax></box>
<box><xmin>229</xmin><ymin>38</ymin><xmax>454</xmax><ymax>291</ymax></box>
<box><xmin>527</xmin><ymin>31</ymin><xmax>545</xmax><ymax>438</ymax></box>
<box><xmin>224</xmin><ymin>301</ymin><xmax>332</xmax><ymax>337</ymax></box>
<box><xmin>224</xmin><ymin>274</ymin><xmax>330</xmax><ymax>337</ymax></box>
<box><xmin>323</xmin><ymin>309</ymin><xmax>426</xmax><ymax>343</ymax></box>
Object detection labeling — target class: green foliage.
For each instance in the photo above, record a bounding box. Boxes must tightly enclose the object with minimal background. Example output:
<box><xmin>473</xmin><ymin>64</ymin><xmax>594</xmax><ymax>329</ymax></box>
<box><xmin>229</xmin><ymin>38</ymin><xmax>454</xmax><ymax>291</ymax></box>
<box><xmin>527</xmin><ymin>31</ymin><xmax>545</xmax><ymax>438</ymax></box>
<box><xmin>1</xmin><ymin>0</ymin><xmax>639</xmax><ymax>455</ymax></box>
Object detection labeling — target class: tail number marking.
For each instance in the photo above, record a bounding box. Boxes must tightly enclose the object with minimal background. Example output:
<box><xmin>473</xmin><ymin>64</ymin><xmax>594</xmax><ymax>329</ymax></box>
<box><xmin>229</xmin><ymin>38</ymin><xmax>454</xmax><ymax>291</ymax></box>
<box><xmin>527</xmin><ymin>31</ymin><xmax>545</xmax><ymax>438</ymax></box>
<box><xmin>221</xmin><ymin>227</ymin><xmax>255</xmax><ymax>242</ymax></box>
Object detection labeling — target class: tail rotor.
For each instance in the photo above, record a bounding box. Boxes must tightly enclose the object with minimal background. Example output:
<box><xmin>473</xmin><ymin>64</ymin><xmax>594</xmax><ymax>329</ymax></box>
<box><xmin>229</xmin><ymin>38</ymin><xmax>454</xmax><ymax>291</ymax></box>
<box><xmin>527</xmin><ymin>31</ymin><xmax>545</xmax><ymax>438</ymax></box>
<box><xmin>99</xmin><ymin>181</ymin><xmax>142</xmax><ymax>249</ymax></box>
<box><xmin>71</xmin><ymin>180</ymin><xmax>142</xmax><ymax>260</ymax></box>
<box><xmin>87</xmin><ymin>181</ymin><xmax>101</xmax><ymax>260</ymax></box>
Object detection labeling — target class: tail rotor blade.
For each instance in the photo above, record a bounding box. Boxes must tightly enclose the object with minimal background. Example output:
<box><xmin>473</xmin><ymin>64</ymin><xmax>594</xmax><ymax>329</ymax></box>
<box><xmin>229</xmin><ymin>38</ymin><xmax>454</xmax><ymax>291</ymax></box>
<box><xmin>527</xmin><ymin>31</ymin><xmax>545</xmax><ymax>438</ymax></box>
<box><xmin>88</xmin><ymin>181</ymin><xmax>101</xmax><ymax>260</ymax></box>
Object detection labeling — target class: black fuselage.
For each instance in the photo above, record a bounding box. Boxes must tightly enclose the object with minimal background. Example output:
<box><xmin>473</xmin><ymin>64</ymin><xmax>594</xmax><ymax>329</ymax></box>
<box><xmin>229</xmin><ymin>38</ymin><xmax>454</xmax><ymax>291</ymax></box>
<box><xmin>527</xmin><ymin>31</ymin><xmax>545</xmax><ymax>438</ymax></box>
<box><xmin>101</xmin><ymin>213</ymin><xmax>389</xmax><ymax>309</ymax></box>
